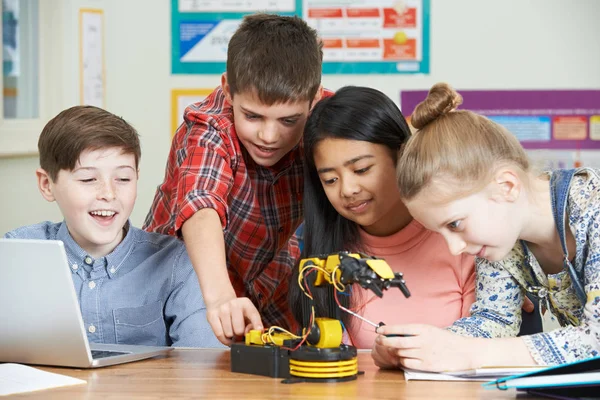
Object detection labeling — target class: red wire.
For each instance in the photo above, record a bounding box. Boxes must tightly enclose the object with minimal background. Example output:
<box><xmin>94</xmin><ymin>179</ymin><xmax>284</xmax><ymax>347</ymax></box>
<box><xmin>333</xmin><ymin>285</ymin><xmax>359</xmax><ymax>347</ymax></box>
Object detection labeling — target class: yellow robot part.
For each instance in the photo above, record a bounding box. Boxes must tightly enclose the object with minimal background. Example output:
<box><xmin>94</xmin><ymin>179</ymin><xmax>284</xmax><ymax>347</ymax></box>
<box><xmin>299</xmin><ymin>257</ymin><xmax>331</xmax><ymax>286</ymax></box>
<box><xmin>310</xmin><ymin>318</ymin><xmax>343</xmax><ymax>349</ymax></box>
<box><xmin>306</xmin><ymin>253</ymin><xmax>397</xmax><ymax>286</ymax></box>
<box><xmin>365</xmin><ymin>259</ymin><xmax>395</xmax><ymax>279</ymax></box>
<box><xmin>289</xmin><ymin>358</ymin><xmax>358</xmax><ymax>379</ymax></box>
<box><xmin>245</xmin><ymin>330</ymin><xmax>263</xmax><ymax>346</ymax></box>
<box><xmin>245</xmin><ymin>329</ymin><xmax>296</xmax><ymax>347</ymax></box>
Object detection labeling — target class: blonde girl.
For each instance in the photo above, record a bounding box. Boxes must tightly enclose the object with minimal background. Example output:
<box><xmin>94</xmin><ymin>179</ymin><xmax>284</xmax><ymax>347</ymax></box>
<box><xmin>375</xmin><ymin>83</ymin><xmax>600</xmax><ymax>371</ymax></box>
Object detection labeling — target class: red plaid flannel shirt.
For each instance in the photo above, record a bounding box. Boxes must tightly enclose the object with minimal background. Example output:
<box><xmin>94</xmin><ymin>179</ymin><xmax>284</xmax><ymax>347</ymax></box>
<box><xmin>144</xmin><ymin>86</ymin><xmax>315</xmax><ymax>329</ymax></box>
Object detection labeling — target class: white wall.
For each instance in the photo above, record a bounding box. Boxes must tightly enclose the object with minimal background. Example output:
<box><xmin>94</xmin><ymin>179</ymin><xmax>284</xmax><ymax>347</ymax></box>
<box><xmin>1</xmin><ymin>0</ymin><xmax>600</xmax><ymax>234</ymax></box>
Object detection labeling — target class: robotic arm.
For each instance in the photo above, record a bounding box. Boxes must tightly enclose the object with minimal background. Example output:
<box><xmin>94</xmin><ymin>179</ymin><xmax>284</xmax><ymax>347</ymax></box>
<box><xmin>300</xmin><ymin>252</ymin><xmax>410</xmax><ymax>298</ymax></box>
<box><xmin>233</xmin><ymin>251</ymin><xmax>411</xmax><ymax>382</ymax></box>
<box><xmin>246</xmin><ymin>251</ymin><xmax>411</xmax><ymax>348</ymax></box>
<box><xmin>297</xmin><ymin>251</ymin><xmax>410</xmax><ymax>335</ymax></box>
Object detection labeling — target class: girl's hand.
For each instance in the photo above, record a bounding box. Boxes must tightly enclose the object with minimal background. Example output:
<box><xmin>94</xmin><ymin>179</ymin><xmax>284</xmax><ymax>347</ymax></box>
<box><xmin>375</xmin><ymin>324</ymin><xmax>478</xmax><ymax>372</ymax></box>
<box><xmin>371</xmin><ymin>340</ymin><xmax>401</xmax><ymax>369</ymax></box>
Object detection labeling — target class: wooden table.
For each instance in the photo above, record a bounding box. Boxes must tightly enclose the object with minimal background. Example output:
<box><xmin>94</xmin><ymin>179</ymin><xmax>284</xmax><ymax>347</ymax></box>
<box><xmin>15</xmin><ymin>350</ymin><xmax>540</xmax><ymax>399</ymax></box>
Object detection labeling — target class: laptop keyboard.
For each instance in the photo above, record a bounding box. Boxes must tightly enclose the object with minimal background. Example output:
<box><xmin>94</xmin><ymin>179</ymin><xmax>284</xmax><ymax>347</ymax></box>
<box><xmin>91</xmin><ymin>350</ymin><xmax>129</xmax><ymax>359</ymax></box>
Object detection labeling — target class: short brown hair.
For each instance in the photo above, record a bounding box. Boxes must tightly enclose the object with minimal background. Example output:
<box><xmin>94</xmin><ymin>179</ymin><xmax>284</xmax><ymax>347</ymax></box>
<box><xmin>38</xmin><ymin>105</ymin><xmax>141</xmax><ymax>181</ymax></box>
<box><xmin>226</xmin><ymin>13</ymin><xmax>323</xmax><ymax>105</ymax></box>
<box><xmin>397</xmin><ymin>83</ymin><xmax>530</xmax><ymax>202</ymax></box>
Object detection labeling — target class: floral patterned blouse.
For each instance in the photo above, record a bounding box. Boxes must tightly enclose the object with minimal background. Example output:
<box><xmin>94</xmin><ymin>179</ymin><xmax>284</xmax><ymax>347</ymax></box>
<box><xmin>448</xmin><ymin>168</ymin><xmax>600</xmax><ymax>365</ymax></box>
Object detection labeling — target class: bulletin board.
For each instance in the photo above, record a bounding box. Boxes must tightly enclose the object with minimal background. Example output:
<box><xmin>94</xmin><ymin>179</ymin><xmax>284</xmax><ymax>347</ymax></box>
<box><xmin>400</xmin><ymin>89</ymin><xmax>600</xmax><ymax>150</ymax></box>
<box><xmin>171</xmin><ymin>0</ymin><xmax>430</xmax><ymax>75</ymax></box>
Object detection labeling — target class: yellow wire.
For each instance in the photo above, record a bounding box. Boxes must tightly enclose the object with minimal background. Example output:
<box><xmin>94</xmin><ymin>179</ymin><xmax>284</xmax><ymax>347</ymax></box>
<box><xmin>261</xmin><ymin>325</ymin><xmax>301</xmax><ymax>344</ymax></box>
<box><xmin>295</xmin><ymin>262</ymin><xmax>350</xmax><ymax>351</ymax></box>
<box><xmin>298</xmin><ymin>264</ymin><xmax>332</xmax><ymax>299</ymax></box>
<box><xmin>261</xmin><ymin>306</ymin><xmax>316</xmax><ymax>345</ymax></box>
<box><xmin>330</xmin><ymin>265</ymin><xmax>346</xmax><ymax>292</ymax></box>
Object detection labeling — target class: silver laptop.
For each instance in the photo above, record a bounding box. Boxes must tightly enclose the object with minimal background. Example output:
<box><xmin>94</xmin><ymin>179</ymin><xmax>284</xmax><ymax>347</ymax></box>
<box><xmin>0</xmin><ymin>238</ymin><xmax>172</xmax><ymax>368</ymax></box>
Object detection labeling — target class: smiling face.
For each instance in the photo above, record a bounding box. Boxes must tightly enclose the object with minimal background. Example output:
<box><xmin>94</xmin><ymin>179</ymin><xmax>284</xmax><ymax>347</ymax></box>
<box><xmin>313</xmin><ymin>138</ymin><xmax>408</xmax><ymax>236</ymax></box>
<box><xmin>37</xmin><ymin>147</ymin><xmax>138</xmax><ymax>258</ymax></box>
<box><xmin>223</xmin><ymin>80</ymin><xmax>314</xmax><ymax>167</ymax></box>
<box><xmin>404</xmin><ymin>179</ymin><xmax>523</xmax><ymax>262</ymax></box>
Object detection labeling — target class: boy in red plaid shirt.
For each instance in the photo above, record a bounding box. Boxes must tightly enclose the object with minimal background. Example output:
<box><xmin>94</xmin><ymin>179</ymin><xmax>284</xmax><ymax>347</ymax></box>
<box><xmin>144</xmin><ymin>14</ymin><xmax>326</xmax><ymax>345</ymax></box>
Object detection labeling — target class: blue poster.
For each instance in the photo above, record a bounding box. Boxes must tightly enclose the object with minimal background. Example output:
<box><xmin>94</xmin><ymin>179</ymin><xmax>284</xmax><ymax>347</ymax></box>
<box><xmin>171</xmin><ymin>0</ymin><xmax>430</xmax><ymax>75</ymax></box>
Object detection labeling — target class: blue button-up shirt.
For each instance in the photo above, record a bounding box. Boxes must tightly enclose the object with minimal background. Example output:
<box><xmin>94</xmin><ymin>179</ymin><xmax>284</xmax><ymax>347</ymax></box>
<box><xmin>4</xmin><ymin>221</ymin><xmax>222</xmax><ymax>348</ymax></box>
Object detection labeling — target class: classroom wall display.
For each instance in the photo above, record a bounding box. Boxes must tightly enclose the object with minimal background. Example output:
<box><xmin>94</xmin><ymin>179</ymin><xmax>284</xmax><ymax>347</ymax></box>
<box><xmin>3</xmin><ymin>1</ymin><xmax>18</xmax><ymax>78</ymax></box>
<box><xmin>400</xmin><ymin>89</ymin><xmax>600</xmax><ymax>151</ymax></box>
<box><xmin>171</xmin><ymin>0</ymin><xmax>430</xmax><ymax>74</ymax></box>
<box><xmin>170</xmin><ymin>88</ymin><xmax>214</xmax><ymax>136</ymax></box>
<box><xmin>79</xmin><ymin>8</ymin><xmax>105</xmax><ymax>108</ymax></box>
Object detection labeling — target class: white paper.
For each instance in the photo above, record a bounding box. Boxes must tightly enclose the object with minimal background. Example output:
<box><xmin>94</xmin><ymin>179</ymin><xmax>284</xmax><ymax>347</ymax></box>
<box><xmin>0</xmin><ymin>363</ymin><xmax>86</xmax><ymax>396</ymax></box>
<box><xmin>403</xmin><ymin>368</ymin><xmax>491</xmax><ymax>382</ymax></box>
<box><xmin>446</xmin><ymin>366</ymin><xmax>544</xmax><ymax>379</ymax></box>
<box><xmin>81</xmin><ymin>11</ymin><xmax>104</xmax><ymax>107</ymax></box>
<box><xmin>403</xmin><ymin>366</ymin><xmax>545</xmax><ymax>382</ymax></box>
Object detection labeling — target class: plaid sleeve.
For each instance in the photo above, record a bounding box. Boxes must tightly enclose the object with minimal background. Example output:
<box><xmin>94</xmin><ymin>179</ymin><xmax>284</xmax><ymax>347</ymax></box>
<box><xmin>173</xmin><ymin>121</ymin><xmax>234</xmax><ymax>232</ymax></box>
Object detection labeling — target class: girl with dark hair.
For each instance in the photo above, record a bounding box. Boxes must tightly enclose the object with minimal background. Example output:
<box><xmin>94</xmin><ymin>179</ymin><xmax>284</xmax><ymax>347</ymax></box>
<box><xmin>289</xmin><ymin>86</ymin><xmax>476</xmax><ymax>369</ymax></box>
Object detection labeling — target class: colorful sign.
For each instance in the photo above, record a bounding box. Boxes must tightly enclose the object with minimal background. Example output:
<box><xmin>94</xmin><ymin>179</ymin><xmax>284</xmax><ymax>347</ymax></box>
<box><xmin>172</xmin><ymin>0</ymin><xmax>429</xmax><ymax>74</ymax></box>
<box><xmin>400</xmin><ymin>90</ymin><xmax>600</xmax><ymax>150</ymax></box>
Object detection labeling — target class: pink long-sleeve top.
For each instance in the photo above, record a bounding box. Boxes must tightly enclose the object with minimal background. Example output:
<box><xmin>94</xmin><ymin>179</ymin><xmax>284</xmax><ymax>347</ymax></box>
<box><xmin>348</xmin><ymin>219</ymin><xmax>476</xmax><ymax>349</ymax></box>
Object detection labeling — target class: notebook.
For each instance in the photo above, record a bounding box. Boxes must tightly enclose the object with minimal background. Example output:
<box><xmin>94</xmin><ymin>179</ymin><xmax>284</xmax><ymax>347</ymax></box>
<box><xmin>0</xmin><ymin>238</ymin><xmax>172</xmax><ymax>368</ymax></box>
<box><xmin>402</xmin><ymin>365</ymin><xmax>544</xmax><ymax>382</ymax></box>
<box><xmin>483</xmin><ymin>355</ymin><xmax>600</xmax><ymax>399</ymax></box>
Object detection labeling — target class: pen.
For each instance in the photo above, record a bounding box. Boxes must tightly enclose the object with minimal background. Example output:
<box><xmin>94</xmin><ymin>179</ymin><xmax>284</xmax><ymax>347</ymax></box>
<box><xmin>338</xmin><ymin>304</ymin><xmax>380</xmax><ymax>328</ymax></box>
<box><xmin>377</xmin><ymin>322</ymin><xmax>413</xmax><ymax>337</ymax></box>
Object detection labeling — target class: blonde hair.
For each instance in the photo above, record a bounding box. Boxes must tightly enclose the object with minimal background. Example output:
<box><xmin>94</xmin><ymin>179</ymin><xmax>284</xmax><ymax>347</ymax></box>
<box><xmin>397</xmin><ymin>83</ymin><xmax>530</xmax><ymax>201</ymax></box>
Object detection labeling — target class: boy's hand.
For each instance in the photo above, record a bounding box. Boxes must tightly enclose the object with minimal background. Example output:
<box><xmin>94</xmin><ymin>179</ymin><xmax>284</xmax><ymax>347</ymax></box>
<box><xmin>207</xmin><ymin>294</ymin><xmax>263</xmax><ymax>346</ymax></box>
<box><xmin>375</xmin><ymin>324</ymin><xmax>476</xmax><ymax>372</ymax></box>
<box><xmin>181</xmin><ymin>210</ymin><xmax>264</xmax><ymax>346</ymax></box>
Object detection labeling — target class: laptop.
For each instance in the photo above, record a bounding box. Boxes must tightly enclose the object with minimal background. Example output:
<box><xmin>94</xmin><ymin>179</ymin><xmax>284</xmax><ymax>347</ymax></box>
<box><xmin>0</xmin><ymin>238</ymin><xmax>172</xmax><ymax>368</ymax></box>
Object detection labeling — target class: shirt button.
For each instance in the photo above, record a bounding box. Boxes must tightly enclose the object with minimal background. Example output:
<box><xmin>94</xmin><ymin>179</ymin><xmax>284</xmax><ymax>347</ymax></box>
<box><xmin>88</xmin><ymin>324</ymin><xmax>96</xmax><ymax>333</ymax></box>
<box><xmin>72</xmin><ymin>264</ymin><xmax>79</xmax><ymax>271</ymax></box>
<box><xmin>278</xmin><ymin>227</ymin><xmax>284</xmax><ymax>233</ymax></box>
<box><xmin>88</xmin><ymin>281</ymin><xmax>96</xmax><ymax>289</ymax></box>
<box><xmin>84</xmin><ymin>256</ymin><xmax>93</xmax><ymax>265</ymax></box>
<box><xmin>109</xmin><ymin>267</ymin><xmax>116</xmax><ymax>274</ymax></box>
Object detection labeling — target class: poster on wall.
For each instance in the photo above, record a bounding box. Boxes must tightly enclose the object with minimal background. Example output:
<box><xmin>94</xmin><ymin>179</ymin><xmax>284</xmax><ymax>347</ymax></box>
<box><xmin>79</xmin><ymin>9</ymin><xmax>105</xmax><ymax>108</ymax></box>
<box><xmin>171</xmin><ymin>0</ymin><xmax>430</xmax><ymax>74</ymax></box>
<box><xmin>171</xmin><ymin>88</ymin><xmax>214</xmax><ymax>136</ymax></box>
<box><xmin>400</xmin><ymin>89</ymin><xmax>600</xmax><ymax>150</ymax></box>
<box><xmin>3</xmin><ymin>0</ymin><xmax>19</xmax><ymax>78</ymax></box>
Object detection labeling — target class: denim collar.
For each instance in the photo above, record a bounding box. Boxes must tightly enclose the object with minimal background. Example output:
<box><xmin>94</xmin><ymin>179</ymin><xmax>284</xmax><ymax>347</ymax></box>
<box><xmin>56</xmin><ymin>220</ymin><xmax>136</xmax><ymax>279</ymax></box>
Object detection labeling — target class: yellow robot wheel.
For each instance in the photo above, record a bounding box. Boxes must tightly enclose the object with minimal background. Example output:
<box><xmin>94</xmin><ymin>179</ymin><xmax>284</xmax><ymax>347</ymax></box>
<box><xmin>284</xmin><ymin>344</ymin><xmax>361</xmax><ymax>383</ymax></box>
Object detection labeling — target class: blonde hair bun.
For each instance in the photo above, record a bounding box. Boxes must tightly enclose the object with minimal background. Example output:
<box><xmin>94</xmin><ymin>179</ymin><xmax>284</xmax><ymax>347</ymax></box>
<box><xmin>411</xmin><ymin>83</ymin><xmax>463</xmax><ymax>130</ymax></box>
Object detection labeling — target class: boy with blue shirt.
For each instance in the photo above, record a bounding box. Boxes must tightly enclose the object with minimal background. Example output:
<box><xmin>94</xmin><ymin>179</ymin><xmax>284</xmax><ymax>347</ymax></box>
<box><xmin>4</xmin><ymin>105</ymin><xmax>221</xmax><ymax>348</ymax></box>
